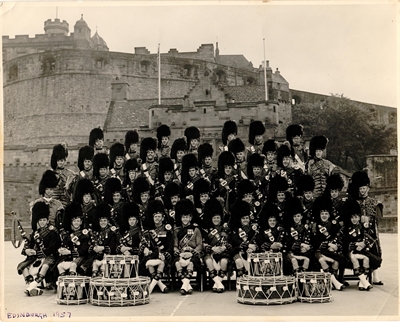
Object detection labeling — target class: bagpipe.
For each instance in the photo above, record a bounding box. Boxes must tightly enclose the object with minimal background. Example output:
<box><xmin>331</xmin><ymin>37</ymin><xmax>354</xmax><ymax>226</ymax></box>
<box><xmin>141</xmin><ymin>162</ymin><xmax>155</xmax><ymax>186</ymax></box>
<box><xmin>177</xmin><ymin>227</ymin><xmax>197</xmax><ymax>267</ymax></box>
<box><xmin>173</xmin><ymin>163</ymin><xmax>181</xmax><ymax>182</ymax></box>
<box><xmin>262</xmin><ymin>226</ymin><xmax>285</xmax><ymax>251</ymax></box>
<box><xmin>199</xmin><ymin>168</ymin><xmax>211</xmax><ymax>183</ymax></box>
<box><xmin>184</xmin><ymin>176</ymin><xmax>200</xmax><ymax>194</ymax></box>
<box><xmin>110</xmin><ymin>168</ymin><xmax>123</xmax><ymax>182</ymax></box>
<box><xmin>363</xmin><ymin>232</ymin><xmax>378</xmax><ymax>253</ymax></box>
<box><xmin>290</xmin><ymin>225</ymin><xmax>312</xmax><ymax>247</ymax></box>
<box><xmin>11</xmin><ymin>211</ymin><xmax>30</xmax><ymax>249</ymax></box>
<box><xmin>154</xmin><ymin>181</ymin><xmax>165</xmax><ymax>200</ymax></box>
<box><xmin>238</xmin><ymin>224</ymin><xmax>259</xmax><ymax>256</ymax></box>
<box><xmin>233</xmin><ymin>163</ymin><xmax>248</xmax><ymax>180</ymax></box>
<box><xmin>218</xmin><ymin>174</ymin><xmax>238</xmax><ymax>194</ymax></box>
<box><xmin>93</xmin><ymin>178</ymin><xmax>106</xmax><ymax>194</ymax></box>
<box><xmin>237</xmin><ymin>224</ymin><xmax>259</xmax><ymax>271</ymax></box>
<box><xmin>31</xmin><ymin>229</ymin><xmax>46</xmax><ymax>268</ymax></box>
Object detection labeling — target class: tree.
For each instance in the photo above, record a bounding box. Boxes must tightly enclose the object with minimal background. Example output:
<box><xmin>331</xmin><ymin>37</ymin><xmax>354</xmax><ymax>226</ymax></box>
<box><xmin>292</xmin><ymin>95</ymin><xmax>397</xmax><ymax>171</ymax></box>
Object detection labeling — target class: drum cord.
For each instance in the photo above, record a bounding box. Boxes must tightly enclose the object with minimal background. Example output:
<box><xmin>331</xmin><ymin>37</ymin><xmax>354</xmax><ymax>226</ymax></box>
<box><xmin>11</xmin><ymin>211</ymin><xmax>22</xmax><ymax>249</ymax></box>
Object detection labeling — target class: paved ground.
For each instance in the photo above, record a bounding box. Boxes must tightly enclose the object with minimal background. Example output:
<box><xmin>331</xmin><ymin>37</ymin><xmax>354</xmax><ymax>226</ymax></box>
<box><xmin>1</xmin><ymin>234</ymin><xmax>398</xmax><ymax>321</ymax></box>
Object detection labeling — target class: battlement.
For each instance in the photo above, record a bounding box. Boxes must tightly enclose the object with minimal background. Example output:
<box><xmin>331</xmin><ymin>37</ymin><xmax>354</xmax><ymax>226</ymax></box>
<box><xmin>45</xmin><ymin>18</ymin><xmax>69</xmax><ymax>25</ymax></box>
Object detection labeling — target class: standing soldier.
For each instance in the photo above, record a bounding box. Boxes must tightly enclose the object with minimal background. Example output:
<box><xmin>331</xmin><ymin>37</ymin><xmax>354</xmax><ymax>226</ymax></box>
<box><xmin>163</xmin><ymin>182</ymin><xmax>182</xmax><ymax>227</ymax></box>
<box><xmin>77</xmin><ymin>145</ymin><xmax>95</xmax><ymax>181</ymax></box>
<box><xmin>156</xmin><ymin>157</ymin><xmax>175</xmax><ymax>199</ymax></box>
<box><xmin>181</xmin><ymin>154</ymin><xmax>200</xmax><ymax>200</ymax></box>
<box><xmin>220</xmin><ymin>120</ymin><xmax>237</xmax><ymax>153</ymax></box>
<box><xmin>171</xmin><ymin>138</ymin><xmax>187</xmax><ymax>184</ymax></box>
<box><xmin>140</xmin><ymin>137</ymin><xmax>159</xmax><ymax>188</ymax></box>
<box><xmin>104</xmin><ymin>177</ymin><xmax>125</xmax><ymax>229</ymax></box>
<box><xmin>198</xmin><ymin>143</ymin><xmax>217</xmax><ymax>183</ymax></box>
<box><xmin>73</xmin><ymin>178</ymin><xmax>97</xmax><ymax>229</ymax></box>
<box><xmin>157</xmin><ymin>124</ymin><xmax>171</xmax><ymax>159</ymax></box>
<box><xmin>122</xmin><ymin>158</ymin><xmax>141</xmax><ymax>203</ymax></box>
<box><xmin>296</xmin><ymin>175</ymin><xmax>316</xmax><ymax>227</ymax></box>
<box><xmin>92</xmin><ymin>153</ymin><xmax>110</xmax><ymax>202</ymax></box>
<box><xmin>50</xmin><ymin>144</ymin><xmax>76</xmax><ymax>206</ymax></box>
<box><xmin>306</xmin><ymin>135</ymin><xmax>338</xmax><ymax>197</ymax></box>
<box><xmin>133</xmin><ymin>177</ymin><xmax>151</xmax><ymax>222</ymax></box>
<box><xmin>124</xmin><ymin>130</ymin><xmax>140</xmax><ymax>162</ymax></box>
<box><xmin>324</xmin><ymin>174</ymin><xmax>346</xmax><ymax>227</ymax></box>
<box><xmin>228</xmin><ymin>138</ymin><xmax>248</xmax><ymax>181</ymax></box>
<box><xmin>184</xmin><ymin>126</ymin><xmax>201</xmax><ymax>157</ymax></box>
<box><xmin>276</xmin><ymin>144</ymin><xmax>303</xmax><ymax>194</ymax></box>
<box><xmin>109</xmin><ymin>142</ymin><xmax>125</xmax><ymax>182</ymax></box>
<box><xmin>247</xmin><ymin>153</ymin><xmax>268</xmax><ymax>214</ymax></box>
<box><xmin>348</xmin><ymin>170</ymin><xmax>384</xmax><ymax>286</ymax></box>
<box><xmin>31</xmin><ymin>170</ymin><xmax>64</xmax><ymax>230</ymax></box>
<box><xmin>248</xmin><ymin>120</ymin><xmax>265</xmax><ymax>155</ymax></box>
<box><xmin>262</xmin><ymin>139</ymin><xmax>278</xmax><ymax>181</ymax></box>
<box><xmin>286</xmin><ymin>124</ymin><xmax>308</xmax><ymax>172</ymax></box>
<box><xmin>214</xmin><ymin>151</ymin><xmax>238</xmax><ymax>216</ymax></box>
<box><xmin>89</xmin><ymin>128</ymin><xmax>109</xmax><ymax>155</ymax></box>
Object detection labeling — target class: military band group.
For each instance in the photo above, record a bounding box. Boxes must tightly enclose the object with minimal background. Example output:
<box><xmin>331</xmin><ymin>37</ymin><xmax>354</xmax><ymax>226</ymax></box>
<box><xmin>17</xmin><ymin>120</ymin><xmax>384</xmax><ymax>298</ymax></box>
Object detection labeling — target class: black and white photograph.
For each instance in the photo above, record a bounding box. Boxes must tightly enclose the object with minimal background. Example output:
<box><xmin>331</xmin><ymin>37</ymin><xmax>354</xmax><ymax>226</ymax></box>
<box><xmin>1</xmin><ymin>1</ymin><xmax>398</xmax><ymax>321</ymax></box>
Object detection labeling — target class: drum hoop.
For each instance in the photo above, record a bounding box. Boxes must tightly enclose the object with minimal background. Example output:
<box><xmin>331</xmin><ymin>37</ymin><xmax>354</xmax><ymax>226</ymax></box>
<box><xmin>236</xmin><ymin>275</ymin><xmax>297</xmax><ymax>305</ymax></box>
<box><xmin>89</xmin><ymin>277</ymin><xmax>150</xmax><ymax>307</ymax></box>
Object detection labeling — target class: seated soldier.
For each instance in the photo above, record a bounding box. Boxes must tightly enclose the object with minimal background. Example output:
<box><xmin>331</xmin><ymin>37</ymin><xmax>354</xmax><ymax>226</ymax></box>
<box><xmin>173</xmin><ymin>199</ymin><xmax>203</xmax><ymax>295</ymax></box>
<box><xmin>57</xmin><ymin>202</ymin><xmax>91</xmax><ymax>276</ymax></box>
<box><xmin>230</xmin><ymin>200</ymin><xmax>259</xmax><ymax>277</ymax></box>
<box><xmin>89</xmin><ymin>203</ymin><xmax>118</xmax><ymax>277</ymax></box>
<box><xmin>23</xmin><ymin>202</ymin><xmax>59</xmax><ymax>296</ymax></box>
<box><xmin>142</xmin><ymin>200</ymin><xmax>173</xmax><ymax>294</ymax></box>
<box><xmin>203</xmin><ymin>198</ymin><xmax>232</xmax><ymax>293</ymax></box>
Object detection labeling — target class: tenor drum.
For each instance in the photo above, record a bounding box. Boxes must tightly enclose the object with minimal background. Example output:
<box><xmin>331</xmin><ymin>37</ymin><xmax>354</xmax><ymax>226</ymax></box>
<box><xmin>296</xmin><ymin>272</ymin><xmax>333</xmax><ymax>303</ymax></box>
<box><xmin>103</xmin><ymin>255</ymin><xmax>139</xmax><ymax>278</ymax></box>
<box><xmin>236</xmin><ymin>276</ymin><xmax>297</xmax><ymax>305</ymax></box>
<box><xmin>248</xmin><ymin>252</ymin><xmax>283</xmax><ymax>277</ymax></box>
<box><xmin>90</xmin><ymin>277</ymin><xmax>150</xmax><ymax>307</ymax></box>
<box><xmin>56</xmin><ymin>276</ymin><xmax>91</xmax><ymax>305</ymax></box>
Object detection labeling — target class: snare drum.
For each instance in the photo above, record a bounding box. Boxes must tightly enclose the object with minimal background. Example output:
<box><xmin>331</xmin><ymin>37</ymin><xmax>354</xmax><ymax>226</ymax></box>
<box><xmin>90</xmin><ymin>277</ymin><xmax>150</xmax><ymax>307</ymax></box>
<box><xmin>56</xmin><ymin>276</ymin><xmax>90</xmax><ymax>305</ymax></box>
<box><xmin>103</xmin><ymin>255</ymin><xmax>139</xmax><ymax>278</ymax></box>
<box><xmin>236</xmin><ymin>276</ymin><xmax>297</xmax><ymax>305</ymax></box>
<box><xmin>296</xmin><ymin>272</ymin><xmax>333</xmax><ymax>303</ymax></box>
<box><xmin>248</xmin><ymin>252</ymin><xmax>283</xmax><ymax>277</ymax></box>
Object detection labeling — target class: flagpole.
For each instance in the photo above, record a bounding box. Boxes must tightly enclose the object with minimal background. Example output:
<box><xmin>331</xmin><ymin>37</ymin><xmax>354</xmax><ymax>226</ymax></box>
<box><xmin>263</xmin><ymin>38</ymin><xmax>268</xmax><ymax>101</ymax></box>
<box><xmin>158</xmin><ymin>43</ymin><xmax>161</xmax><ymax>105</ymax></box>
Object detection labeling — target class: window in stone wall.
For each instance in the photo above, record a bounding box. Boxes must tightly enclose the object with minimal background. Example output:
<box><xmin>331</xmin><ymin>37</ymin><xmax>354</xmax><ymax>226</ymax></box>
<box><xmin>246</xmin><ymin>77</ymin><xmax>255</xmax><ymax>85</ymax></box>
<box><xmin>96</xmin><ymin>59</ymin><xmax>103</xmax><ymax>69</ymax></box>
<box><xmin>390</xmin><ymin>112</ymin><xmax>396</xmax><ymax>124</ymax></box>
<box><xmin>141</xmin><ymin>61</ymin><xmax>150</xmax><ymax>73</ymax></box>
<box><xmin>215</xmin><ymin>70</ymin><xmax>226</xmax><ymax>84</ymax></box>
<box><xmin>43</xmin><ymin>58</ymin><xmax>56</xmax><ymax>71</ymax></box>
<box><xmin>9</xmin><ymin>65</ymin><xmax>18</xmax><ymax>80</ymax></box>
<box><xmin>184</xmin><ymin>64</ymin><xmax>193</xmax><ymax>77</ymax></box>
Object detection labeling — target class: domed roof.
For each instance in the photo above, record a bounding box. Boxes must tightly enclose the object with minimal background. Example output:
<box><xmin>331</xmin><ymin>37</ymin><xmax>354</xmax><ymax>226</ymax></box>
<box><xmin>74</xmin><ymin>14</ymin><xmax>89</xmax><ymax>28</ymax></box>
<box><xmin>92</xmin><ymin>31</ymin><xmax>107</xmax><ymax>47</ymax></box>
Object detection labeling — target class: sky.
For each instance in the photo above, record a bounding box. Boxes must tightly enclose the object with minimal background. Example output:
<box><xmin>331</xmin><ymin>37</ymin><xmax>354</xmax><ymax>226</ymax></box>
<box><xmin>1</xmin><ymin>1</ymin><xmax>397</xmax><ymax>107</ymax></box>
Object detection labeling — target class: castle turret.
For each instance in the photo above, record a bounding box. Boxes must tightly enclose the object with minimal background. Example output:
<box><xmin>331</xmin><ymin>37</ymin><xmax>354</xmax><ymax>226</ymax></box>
<box><xmin>91</xmin><ymin>31</ymin><xmax>108</xmax><ymax>51</ymax></box>
<box><xmin>44</xmin><ymin>18</ymin><xmax>69</xmax><ymax>36</ymax></box>
<box><xmin>73</xmin><ymin>14</ymin><xmax>91</xmax><ymax>45</ymax></box>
